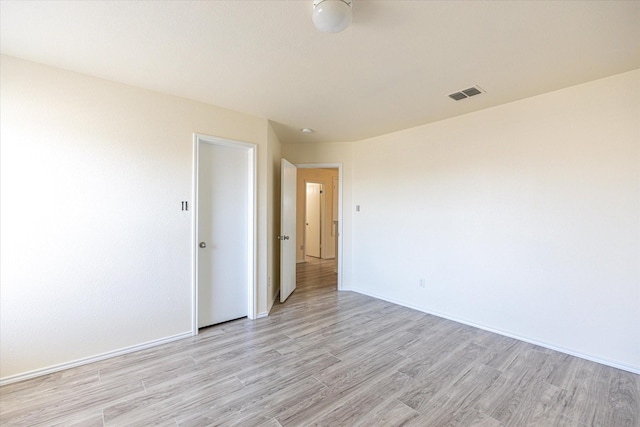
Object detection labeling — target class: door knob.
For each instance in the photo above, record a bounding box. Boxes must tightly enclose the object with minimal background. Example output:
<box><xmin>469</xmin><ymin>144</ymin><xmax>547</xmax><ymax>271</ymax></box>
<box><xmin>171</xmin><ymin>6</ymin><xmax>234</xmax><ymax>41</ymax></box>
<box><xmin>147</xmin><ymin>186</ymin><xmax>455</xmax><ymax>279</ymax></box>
<box><xmin>199</xmin><ymin>242</ymin><xmax>206</xmax><ymax>248</ymax></box>
<box><xmin>277</xmin><ymin>235</ymin><xmax>290</xmax><ymax>240</ymax></box>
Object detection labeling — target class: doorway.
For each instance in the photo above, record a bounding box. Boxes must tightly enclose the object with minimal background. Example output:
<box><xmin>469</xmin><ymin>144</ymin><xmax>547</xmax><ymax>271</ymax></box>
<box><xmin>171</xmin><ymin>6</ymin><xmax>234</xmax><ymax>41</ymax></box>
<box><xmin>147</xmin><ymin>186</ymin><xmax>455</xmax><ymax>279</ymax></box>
<box><xmin>305</xmin><ymin>182</ymin><xmax>323</xmax><ymax>259</ymax></box>
<box><xmin>192</xmin><ymin>134</ymin><xmax>256</xmax><ymax>334</ymax></box>
<box><xmin>280</xmin><ymin>162</ymin><xmax>342</xmax><ymax>302</ymax></box>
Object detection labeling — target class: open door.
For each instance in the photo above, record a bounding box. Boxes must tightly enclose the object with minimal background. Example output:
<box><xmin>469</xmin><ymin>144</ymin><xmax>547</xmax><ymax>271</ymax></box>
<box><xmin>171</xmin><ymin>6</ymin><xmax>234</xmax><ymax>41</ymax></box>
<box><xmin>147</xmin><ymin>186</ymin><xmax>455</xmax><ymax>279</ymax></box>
<box><xmin>279</xmin><ymin>159</ymin><xmax>297</xmax><ymax>302</ymax></box>
<box><xmin>305</xmin><ymin>182</ymin><xmax>322</xmax><ymax>258</ymax></box>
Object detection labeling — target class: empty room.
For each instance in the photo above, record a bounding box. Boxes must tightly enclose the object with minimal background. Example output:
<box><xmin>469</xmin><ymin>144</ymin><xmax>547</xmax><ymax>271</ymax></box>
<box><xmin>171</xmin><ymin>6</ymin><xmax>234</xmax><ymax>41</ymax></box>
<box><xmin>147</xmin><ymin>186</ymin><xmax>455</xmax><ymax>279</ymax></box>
<box><xmin>1</xmin><ymin>1</ymin><xmax>638</xmax><ymax>426</ymax></box>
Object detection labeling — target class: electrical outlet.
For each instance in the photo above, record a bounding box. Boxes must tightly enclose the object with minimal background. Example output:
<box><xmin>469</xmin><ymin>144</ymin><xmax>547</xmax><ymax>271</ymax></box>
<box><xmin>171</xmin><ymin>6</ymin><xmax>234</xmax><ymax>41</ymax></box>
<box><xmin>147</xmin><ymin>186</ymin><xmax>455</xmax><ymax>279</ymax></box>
<box><xmin>419</xmin><ymin>278</ymin><xmax>426</xmax><ymax>288</ymax></box>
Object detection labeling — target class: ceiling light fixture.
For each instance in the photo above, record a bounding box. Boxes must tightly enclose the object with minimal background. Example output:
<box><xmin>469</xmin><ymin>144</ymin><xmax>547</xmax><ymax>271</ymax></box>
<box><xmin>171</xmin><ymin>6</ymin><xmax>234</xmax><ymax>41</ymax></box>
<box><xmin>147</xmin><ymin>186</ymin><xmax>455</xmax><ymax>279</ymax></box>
<box><xmin>312</xmin><ymin>0</ymin><xmax>352</xmax><ymax>33</ymax></box>
<box><xmin>301</xmin><ymin>128</ymin><xmax>315</xmax><ymax>134</ymax></box>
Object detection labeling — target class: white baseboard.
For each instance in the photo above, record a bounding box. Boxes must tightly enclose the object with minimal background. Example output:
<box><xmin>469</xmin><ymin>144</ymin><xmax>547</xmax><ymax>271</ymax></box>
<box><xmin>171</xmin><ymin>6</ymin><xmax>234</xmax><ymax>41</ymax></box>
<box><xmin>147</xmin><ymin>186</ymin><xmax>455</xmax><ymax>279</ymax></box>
<box><xmin>0</xmin><ymin>331</ymin><xmax>192</xmax><ymax>386</ymax></box>
<box><xmin>349</xmin><ymin>287</ymin><xmax>640</xmax><ymax>375</ymax></box>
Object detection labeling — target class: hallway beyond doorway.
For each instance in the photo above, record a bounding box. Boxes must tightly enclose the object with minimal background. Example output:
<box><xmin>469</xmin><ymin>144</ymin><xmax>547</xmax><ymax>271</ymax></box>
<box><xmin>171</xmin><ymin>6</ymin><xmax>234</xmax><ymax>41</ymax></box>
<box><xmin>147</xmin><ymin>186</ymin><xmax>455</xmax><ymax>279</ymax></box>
<box><xmin>295</xmin><ymin>256</ymin><xmax>338</xmax><ymax>294</ymax></box>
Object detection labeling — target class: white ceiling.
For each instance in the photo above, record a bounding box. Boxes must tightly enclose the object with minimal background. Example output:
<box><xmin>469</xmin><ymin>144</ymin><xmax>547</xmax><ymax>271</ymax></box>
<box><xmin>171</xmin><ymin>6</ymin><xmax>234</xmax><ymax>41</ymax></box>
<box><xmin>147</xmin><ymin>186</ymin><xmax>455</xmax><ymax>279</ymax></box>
<box><xmin>1</xmin><ymin>1</ymin><xmax>639</xmax><ymax>144</ymax></box>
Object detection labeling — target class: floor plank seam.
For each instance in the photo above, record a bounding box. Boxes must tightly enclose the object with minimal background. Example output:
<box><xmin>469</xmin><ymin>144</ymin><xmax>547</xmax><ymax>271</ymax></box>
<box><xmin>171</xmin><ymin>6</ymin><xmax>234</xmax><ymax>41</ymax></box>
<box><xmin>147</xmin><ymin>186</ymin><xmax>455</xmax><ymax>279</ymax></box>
<box><xmin>311</xmin><ymin>375</ymin><xmax>330</xmax><ymax>388</ymax></box>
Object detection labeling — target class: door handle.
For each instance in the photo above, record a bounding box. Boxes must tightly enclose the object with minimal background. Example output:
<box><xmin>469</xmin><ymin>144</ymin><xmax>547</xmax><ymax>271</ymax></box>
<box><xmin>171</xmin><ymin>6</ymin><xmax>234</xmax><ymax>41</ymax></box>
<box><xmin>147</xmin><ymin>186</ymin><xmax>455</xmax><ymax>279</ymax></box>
<box><xmin>277</xmin><ymin>235</ymin><xmax>290</xmax><ymax>240</ymax></box>
<box><xmin>199</xmin><ymin>242</ymin><xmax>207</xmax><ymax>248</ymax></box>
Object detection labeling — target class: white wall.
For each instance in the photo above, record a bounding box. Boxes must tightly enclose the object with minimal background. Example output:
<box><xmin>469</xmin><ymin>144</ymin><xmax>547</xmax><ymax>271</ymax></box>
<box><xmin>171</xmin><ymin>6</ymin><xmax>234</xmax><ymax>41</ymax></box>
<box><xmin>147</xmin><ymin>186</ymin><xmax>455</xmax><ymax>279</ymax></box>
<box><xmin>348</xmin><ymin>70</ymin><xmax>639</xmax><ymax>372</ymax></box>
<box><xmin>0</xmin><ymin>55</ymin><xmax>273</xmax><ymax>381</ymax></box>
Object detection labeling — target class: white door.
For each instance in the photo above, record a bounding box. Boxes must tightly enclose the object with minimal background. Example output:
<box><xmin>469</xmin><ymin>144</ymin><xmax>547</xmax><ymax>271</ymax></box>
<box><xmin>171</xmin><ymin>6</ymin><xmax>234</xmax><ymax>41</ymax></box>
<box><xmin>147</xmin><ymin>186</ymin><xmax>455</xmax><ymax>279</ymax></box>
<box><xmin>305</xmin><ymin>182</ymin><xmax>322</xmax><ymax>258</ymax></box>
<box><xmin>280</xmin><ymin>159</ymin><xmax>297</xmax><ymax>303</ymax></box>
<box><xmin>197</xmin><ymin>140</ymin><xmax>249</xmax><ymax>327</ymax></box>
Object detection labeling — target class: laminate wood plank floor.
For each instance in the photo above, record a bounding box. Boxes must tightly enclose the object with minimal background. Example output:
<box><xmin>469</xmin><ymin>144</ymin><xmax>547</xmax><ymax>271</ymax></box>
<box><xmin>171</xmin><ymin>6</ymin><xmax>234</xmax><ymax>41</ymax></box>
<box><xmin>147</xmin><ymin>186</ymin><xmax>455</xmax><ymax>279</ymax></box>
<box><xmin>1</xmin><ymin>256</ymin><xmax>638</xmax><ymax>426</ymax></box>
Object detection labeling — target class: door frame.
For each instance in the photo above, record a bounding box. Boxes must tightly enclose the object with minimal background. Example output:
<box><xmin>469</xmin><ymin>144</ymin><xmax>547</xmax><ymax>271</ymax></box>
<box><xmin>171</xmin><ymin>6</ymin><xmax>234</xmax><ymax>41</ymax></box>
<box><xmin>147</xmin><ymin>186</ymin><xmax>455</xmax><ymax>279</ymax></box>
<box><xmin>296</xmin><ymin>163</ymin><xmax>343</xmax><ymax>290</ymax></box>
<box><xmin>192</xmin><ymin>134</ymin><xmax>257</xmax><ymax>335</ymax></box>
<box><xmin>303</xmin><ymin>181</ymin><xmax>324</xmax><ymax>259</ymax></box>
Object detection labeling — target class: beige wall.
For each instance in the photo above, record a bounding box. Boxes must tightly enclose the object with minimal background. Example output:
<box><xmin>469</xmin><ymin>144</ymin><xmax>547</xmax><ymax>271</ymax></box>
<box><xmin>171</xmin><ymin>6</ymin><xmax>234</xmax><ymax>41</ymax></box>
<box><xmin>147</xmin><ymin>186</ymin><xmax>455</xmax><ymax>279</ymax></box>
<box><xmin>295</xmin><ymin>168</ymin><xmax>339</xmax><ymax>262</ymax></box>
<box><xmin>0</xmin><ymin>55</ymin><xmax>276</xmax><ymax>381</ymax></box>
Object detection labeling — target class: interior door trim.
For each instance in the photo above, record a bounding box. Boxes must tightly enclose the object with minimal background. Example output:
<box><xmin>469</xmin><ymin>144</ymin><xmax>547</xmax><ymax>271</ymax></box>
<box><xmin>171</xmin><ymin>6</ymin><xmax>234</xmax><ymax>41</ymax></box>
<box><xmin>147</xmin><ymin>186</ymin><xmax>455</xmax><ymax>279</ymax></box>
<box><xmin>191</xmin><ymin>134</ymin><xmax>257</xmax><ymax>336</ymax></box>
<box><xmin>296</xmin><ymin>163</ymin><xmax>343</xmax><ymax>291</ymax></box>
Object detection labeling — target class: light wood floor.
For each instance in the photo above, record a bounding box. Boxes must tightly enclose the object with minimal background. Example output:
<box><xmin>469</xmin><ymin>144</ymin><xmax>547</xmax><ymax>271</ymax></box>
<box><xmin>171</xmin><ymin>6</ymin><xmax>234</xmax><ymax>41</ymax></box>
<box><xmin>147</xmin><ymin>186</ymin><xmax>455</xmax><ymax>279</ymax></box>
<box><xmin>1</xmin><ymin>257</ymin><xmax>638</xmax><ymax>426</ymax></box>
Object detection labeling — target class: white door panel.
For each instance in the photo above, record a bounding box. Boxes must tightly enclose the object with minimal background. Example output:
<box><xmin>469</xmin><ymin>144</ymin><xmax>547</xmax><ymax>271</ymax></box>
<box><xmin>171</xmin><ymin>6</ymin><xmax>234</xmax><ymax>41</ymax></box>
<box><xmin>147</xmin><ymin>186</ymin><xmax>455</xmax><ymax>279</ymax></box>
<box><xmin>198</xmin><ymin>141</ymin><xmax>249</xmax><ymax>327</ymax></box>
<box><xmin>305</xmin><ymin>183</ymin><xmax>322</xmax><ymax>258</ymax></box>
<box><xmin>280</xmin><ymin>159</ymin><xmax>297</xmax><ymax>303</ymax></box>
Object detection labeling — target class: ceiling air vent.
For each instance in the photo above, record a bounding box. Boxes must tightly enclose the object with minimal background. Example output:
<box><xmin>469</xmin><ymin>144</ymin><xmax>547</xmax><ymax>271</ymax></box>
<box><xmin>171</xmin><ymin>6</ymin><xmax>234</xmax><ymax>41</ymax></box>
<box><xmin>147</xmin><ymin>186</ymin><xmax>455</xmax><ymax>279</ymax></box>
<box><xmin>449</xmin><ymin>85</ymin><xmax>484</xmax><ymax>101</ymax></box>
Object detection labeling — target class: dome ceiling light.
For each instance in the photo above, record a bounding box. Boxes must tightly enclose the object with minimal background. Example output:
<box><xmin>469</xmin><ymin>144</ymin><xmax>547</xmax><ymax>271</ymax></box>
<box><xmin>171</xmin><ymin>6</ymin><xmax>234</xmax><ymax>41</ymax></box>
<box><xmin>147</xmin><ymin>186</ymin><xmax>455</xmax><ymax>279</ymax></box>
<box><xmin>312</xmin><ymin>0</ymin><xmax>352</xmax><ymax>33</ymax></box>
